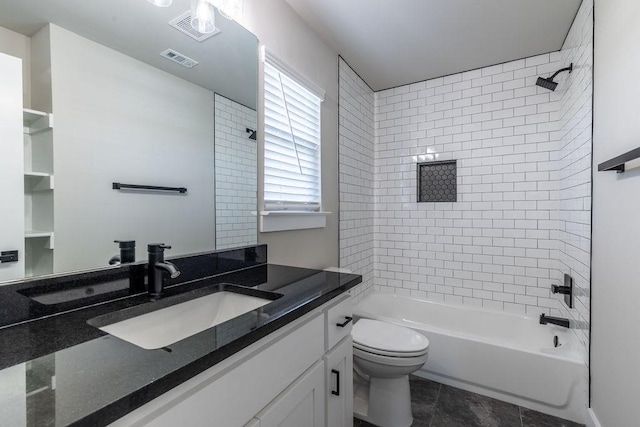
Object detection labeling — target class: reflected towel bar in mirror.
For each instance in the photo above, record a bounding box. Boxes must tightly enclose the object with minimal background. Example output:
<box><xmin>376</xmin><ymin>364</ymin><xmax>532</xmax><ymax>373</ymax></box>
<box><xmin>112</xmin><ymin>183</ymin><xmax>187</xmax><ymax>193</ymax></box>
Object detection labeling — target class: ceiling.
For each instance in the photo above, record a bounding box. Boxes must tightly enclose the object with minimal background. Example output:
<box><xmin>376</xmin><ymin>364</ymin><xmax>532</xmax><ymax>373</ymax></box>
<box><xmin>0</xmin><ymin>0</ymin><xmax>258</xmax><ymax>108</ymax></box>
<box><xmin>285</xmin><ymin>0</ymin><xmax>583</xmax><ymax>91</ymax></box>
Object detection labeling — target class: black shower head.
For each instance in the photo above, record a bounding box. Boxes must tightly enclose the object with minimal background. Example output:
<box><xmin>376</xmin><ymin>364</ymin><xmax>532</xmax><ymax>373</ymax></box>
<box><xmin>536</xmin><ymin>77</ymin><xmax>558</xmax><ymax>91</ymax></box>
<box><xmin>535</xmin><ymin>63</ymin><xmax>573</xmax><ymax>92</ymax></box>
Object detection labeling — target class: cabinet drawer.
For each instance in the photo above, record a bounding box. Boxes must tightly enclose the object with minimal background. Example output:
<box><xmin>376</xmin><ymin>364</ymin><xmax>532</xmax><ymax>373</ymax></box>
<box><xmin>326</xmin><ymin>296</ymin><xmax>353</xmax><ymax>350</ymax></box>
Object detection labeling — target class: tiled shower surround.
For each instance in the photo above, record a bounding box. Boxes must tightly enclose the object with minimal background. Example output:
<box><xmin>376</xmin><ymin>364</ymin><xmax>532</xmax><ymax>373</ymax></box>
<box><xmin>214</xmin><ymin>94</ymin><xmax>258</xmax><ymax>250</ymax></box>
<box><xmin>339</xmin><ymin>57</ymin><xmax>375</xmax><ymax>299</ymax></box>
<box><xmin>373</xmin><ymin>51</ymin><xmax>566</xmax><ymax>313</ymax></box>
<box><xmin>555</xmin><ymin>0</ymin><xmax>592</xmax><ymax>354</ymax></box>
<box><xmin>339</xmin><ymin>0</ymin><xmax>592</xmax><ymax>356</ymax></box>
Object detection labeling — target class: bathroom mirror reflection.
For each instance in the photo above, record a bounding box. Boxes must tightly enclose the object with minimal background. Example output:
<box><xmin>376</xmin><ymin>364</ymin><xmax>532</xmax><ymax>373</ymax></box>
<box><xmin>0</xmin><ymin>0</ymin><xmax>258</xmax><ymax>283</ymax></box>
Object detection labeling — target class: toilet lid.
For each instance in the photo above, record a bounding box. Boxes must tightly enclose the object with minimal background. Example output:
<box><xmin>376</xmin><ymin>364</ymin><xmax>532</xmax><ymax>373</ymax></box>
<box><xmin>352</xmin><ymin>319</ymin><xmax>429</xmax><ymax>353</ymax></box>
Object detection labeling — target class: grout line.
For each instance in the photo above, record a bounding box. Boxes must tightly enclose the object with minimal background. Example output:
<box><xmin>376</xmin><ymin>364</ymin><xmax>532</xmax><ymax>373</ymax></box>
<box><xmin>519</xmin><ymin>405</ymin><xmax>525</xmax><ymax>427</ymax></box>
<box><xmin>428</xmin><ymin>382</ymin><xmax>443</xmax><ymax>427</ymax></box>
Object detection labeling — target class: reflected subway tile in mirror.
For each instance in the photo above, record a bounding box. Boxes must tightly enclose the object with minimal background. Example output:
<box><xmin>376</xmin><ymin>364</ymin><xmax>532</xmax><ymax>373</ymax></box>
<box><xmin>214</xmin><ymin>93</ymin><xmax>258</xmax><ymax>250</ymax></box>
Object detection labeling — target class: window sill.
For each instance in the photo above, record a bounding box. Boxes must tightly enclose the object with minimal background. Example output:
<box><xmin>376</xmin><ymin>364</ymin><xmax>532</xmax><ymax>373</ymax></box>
<box><xmin>259</xmin><ymin>211</ymin><xmax>331</xmax><ymax>233</ymax></box>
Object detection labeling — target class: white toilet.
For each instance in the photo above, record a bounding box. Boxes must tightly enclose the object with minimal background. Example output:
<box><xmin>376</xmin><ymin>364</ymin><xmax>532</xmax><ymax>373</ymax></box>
<box><xmin>352</xmin><ymin>319</ymin><xmax>430</xmax><ymax>427</ymax></box>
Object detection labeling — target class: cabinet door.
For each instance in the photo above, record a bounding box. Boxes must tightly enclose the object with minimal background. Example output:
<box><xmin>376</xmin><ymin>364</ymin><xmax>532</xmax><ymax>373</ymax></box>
<box><xmin>325</xmin><ymin>337</ymin><xmax>353</xmax><ymax>427</ymax></box>
<box><xmin>0</xmin><ymin>52</ymin><xmax>25</xmax><ymax>282</ymax></box>
<box><xmin>255</xmin><ymin>361</ymin><xmax>325</xmax><ymax>427</ymax></box>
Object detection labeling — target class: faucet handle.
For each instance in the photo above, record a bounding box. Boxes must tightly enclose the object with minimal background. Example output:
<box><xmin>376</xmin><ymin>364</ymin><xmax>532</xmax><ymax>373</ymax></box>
<box><xmin>148</xmin><ymin>243</ymin><xmax>172</xmax><ymax>252</ymax></box>
<box><xmin>551</xmin><ymin>284</ymin><xmax>570</xmax><ymax>295</ymax></box>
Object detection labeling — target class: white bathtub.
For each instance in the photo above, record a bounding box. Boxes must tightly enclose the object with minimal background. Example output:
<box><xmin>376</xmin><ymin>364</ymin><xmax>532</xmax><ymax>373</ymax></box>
<box><xmin>354</xmin><ymin>292</ymin><xmax>587</xmax><ymax>423</ymax></box>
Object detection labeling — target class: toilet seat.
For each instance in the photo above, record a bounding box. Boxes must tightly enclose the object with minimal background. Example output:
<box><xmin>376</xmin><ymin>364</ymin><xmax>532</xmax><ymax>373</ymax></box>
<box><xmin>353</xmin><ymin>341</ymin><xmax>429</xmax><ymax>358</ymax></box>
<box><xmin>353</xmin><ymin>345</ymin><xmax>429</xmax><ymax>368</ymax></box>
<box><xmin>352</xmin><ymin>319</ymin><xmax>429</xmax><ymax>355</ymax></box>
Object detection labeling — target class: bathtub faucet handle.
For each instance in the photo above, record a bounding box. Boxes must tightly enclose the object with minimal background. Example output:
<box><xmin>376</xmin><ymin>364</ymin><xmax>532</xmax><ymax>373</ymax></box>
<box><xmin>551</xmin><ymin>284</ymin><xmax>571</xmax><ymax>295</ymax></box>
<box><xmin>552</xmin><ymin>274</ymin><xmax>574</xmax><ymax>309</ymax></box>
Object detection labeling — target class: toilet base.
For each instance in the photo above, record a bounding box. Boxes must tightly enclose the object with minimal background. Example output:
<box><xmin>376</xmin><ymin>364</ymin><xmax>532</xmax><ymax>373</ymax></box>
<box><xmin>353</xmin><ymin>373</ymin><xmax>413</xmax><ymax>427</ymax></box>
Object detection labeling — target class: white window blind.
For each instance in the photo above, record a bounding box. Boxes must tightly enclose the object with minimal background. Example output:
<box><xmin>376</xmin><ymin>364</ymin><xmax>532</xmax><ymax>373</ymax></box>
<box><xmin>264</xmin><ymin>60</ymin><xmax>322</xmax><ymax>211</ymax></box>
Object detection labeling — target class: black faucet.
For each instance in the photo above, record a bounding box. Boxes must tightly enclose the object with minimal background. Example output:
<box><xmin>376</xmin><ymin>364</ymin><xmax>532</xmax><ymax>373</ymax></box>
<box><xmin>109</xmin><ymin>240</ymin><xmax>136</xmax><ymax>266</ymax></box>
<box><xmin>147</xmin><ymin>244</ymin><xmax>181</xmax><ymax>299</ymax></box>
<box><xmin>539</xmin><ymin>313</ymin><xmax>570</xmax><ymax>328</ymax></box>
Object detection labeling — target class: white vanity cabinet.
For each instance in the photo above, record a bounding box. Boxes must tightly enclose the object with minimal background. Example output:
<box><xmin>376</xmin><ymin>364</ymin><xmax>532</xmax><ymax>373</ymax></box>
<box><xmin>0</xmin><ymin>49</ymin><xmax>55</xmax><ymax>282</ymax></box>
<box><xmin>0</xmin><ymin>52</ymin><xmax>25</xmax><ymax>283</ymax></box>
<box><xmin>110</xmin><ymin>294</ymin><xmax>353</xmax><ymax>427</ymax></box>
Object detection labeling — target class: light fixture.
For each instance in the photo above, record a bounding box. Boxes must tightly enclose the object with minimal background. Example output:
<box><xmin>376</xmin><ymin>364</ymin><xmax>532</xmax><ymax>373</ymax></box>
<box><xmin>190</xmin><ymin>0</ymin><xmax>244</xmax><ymax>23</ymax></box>
<box><xmin>147</xmin><ymin>0</ymin><xmax>172</xmax><ymax>7</ymax></box>
<box><xmin>213</xmin><ymin>0</ymin><xmax>244</xmax><ymax>21</ymax></box>
<box><xmin>191</xmin><ymin>0</ymin><xmax>217</xmax><ymax>34</ymax></box>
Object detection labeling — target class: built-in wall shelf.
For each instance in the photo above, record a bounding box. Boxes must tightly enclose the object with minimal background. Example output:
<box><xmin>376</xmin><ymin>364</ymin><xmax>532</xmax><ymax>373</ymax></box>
<box><xmin>25</xmin><ymin>230</ymin><xmax>53</xmax><ymax>239</ymax></box>
<box><xmin>24</xmin><ymin>173</ymin><xmax>54</xmax><ymax>191</ymax></box>
<box><xmin>23</xmin><ymin>108</ymin><xmax>53</xmax><ymax>136</ymax></box>
<box><xmin>25</xmin><ymin>231</ymin><xmax>54</xmax><ymax>249</ymax></box>
<box><xmin>598</xmin><ymin>147</ymin><xmax>640</xmax><ymax>173</ymax></box>
<box><xmin>22</xmin><ymin>107</ymin><xmax>56</xmax><ymax>276</ymax></box>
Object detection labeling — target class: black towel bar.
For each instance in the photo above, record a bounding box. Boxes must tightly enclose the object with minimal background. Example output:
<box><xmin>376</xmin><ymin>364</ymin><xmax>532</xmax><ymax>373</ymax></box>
<box><xmin>597</xmin><ymin>147</ymin><xmax>640</xmax><ymax>173</ymax></box>
<box><xmin>112</xmin><ymin>183</ymin><xmax>187</xmax><ymax>193</ymax></box>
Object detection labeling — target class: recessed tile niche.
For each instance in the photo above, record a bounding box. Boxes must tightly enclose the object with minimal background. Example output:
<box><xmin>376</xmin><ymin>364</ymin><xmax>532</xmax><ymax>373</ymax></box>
<box><xmin>417</xmin><ymin>160</ymin><xmax>457</xmax><ymax>203</ymax></box>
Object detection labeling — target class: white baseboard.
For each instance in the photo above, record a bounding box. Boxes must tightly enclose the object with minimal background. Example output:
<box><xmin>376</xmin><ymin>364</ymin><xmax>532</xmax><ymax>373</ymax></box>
<box><xmin>585</xmin><ymin>408</ymin><xmax>602</xmax><ymax>427</ymax></box>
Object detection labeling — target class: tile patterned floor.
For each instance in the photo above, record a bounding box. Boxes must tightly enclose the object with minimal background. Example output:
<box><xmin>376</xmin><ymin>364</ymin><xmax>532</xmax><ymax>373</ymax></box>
<box><xmin>354</xmin><ymin>376</ymin><xmax>584</xmax><ymax>427</ymax></box>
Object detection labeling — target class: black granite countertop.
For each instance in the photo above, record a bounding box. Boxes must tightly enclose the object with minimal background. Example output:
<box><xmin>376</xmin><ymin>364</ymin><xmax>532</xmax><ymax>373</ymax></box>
<box><xmin>0</xmin><ymin>260</ymin><xmax>361</xmax><ymax>426</ymax></box>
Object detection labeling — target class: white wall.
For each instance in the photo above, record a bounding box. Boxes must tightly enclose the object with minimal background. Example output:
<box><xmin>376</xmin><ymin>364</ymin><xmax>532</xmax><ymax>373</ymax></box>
<box><xmin>240</xmin><ymin>0</ymin><xmax>340</xmax><ymax>269</ymax></box>
<box><xmin>214</xmin><ymin>93</ymin><xmax>258</xmax><ymax>250</ymax></box>
<box><xmin>43</xmin><ymin>25</ymin><xmax>216</xmax><ymax>271</ymax></box>
<box><xmin>0</xmin><ymin>25</ymin><xmax>31</xmax><ymax>108</ymax></box>
<box><xmin>338</xmin><ymin>58</ymin><xmax>375</xmax><ymax>300</ymax></box>
<box><xmin>591</xmin><ymin>0</ymin><xmax>640</xmax><ymax>425</ymax></box>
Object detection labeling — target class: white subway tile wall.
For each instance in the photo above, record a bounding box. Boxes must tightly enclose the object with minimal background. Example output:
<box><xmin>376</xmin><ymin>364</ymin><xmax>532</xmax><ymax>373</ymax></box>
<box><xmin>555</xmin><ymin>0</ymin><xmax>593</xmax><ymax>363</ymax></box>
<box><xmin>338</xmin><ymin>58</ymin><xmax>375</xmax><ymax>300</ymax></box>
<box><xmin>373</xmin><ymin>49</ymin><xmax>564</xmax><ymax>314</ymax></box>
<box><xmin>338</xmin><ymin>0</ymin><xmax>592</xmax><ymax>356</ymax></box>
<box><xmin>214</xmin><ymin>94</ymin><xmax>258</xmax><ymax>250</ymax></box>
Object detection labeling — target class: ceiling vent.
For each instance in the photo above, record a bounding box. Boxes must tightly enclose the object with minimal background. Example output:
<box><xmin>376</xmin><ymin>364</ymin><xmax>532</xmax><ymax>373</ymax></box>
<box><xmin>169</xmin><ymin>11</ymin><xmax>220</xmax><ymax>42</ymax></box>
<box><xmin>159</xmin><ymin>49</ymin><xmax>199</xmax><ymax>68</ymax></box>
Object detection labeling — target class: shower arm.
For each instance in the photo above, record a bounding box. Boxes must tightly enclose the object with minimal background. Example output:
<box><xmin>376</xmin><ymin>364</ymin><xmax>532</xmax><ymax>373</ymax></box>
<box><xmin>549</xmin><ymin>64</ymin><xmax>573</xmax><ymax>80</ymax></box>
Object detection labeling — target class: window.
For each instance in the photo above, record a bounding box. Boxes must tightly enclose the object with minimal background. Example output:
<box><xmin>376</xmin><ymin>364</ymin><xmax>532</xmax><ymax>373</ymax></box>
<box><xmin>263</xmin><ymin>58</ymin><xmax>322</xmax><ymax>212</ymax></box>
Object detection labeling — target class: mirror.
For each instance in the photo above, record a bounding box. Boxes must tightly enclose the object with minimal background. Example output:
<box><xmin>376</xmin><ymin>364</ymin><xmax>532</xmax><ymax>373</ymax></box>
<box><xmin>0</xmin><ymin>0</ymin><xmax>258</xmax><ymax>283</ymax></box>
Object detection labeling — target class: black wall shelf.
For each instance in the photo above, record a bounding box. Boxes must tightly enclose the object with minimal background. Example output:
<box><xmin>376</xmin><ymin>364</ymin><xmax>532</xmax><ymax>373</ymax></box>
<box><xmin>598</xmin><ymin>147</ymin><xmax>640</xmax><ymax>173</ymax></box>
<box><xmin>112</xmin><ymin>183</ymin><xmax>187</xmax><ymax>193</ymax></box>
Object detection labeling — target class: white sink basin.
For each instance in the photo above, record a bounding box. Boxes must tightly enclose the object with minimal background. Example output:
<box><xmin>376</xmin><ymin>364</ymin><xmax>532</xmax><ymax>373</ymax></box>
<box><xmin>97</xmin><ymin>291</ymin><xmax>272</xmax><ymax>350</ymax></box>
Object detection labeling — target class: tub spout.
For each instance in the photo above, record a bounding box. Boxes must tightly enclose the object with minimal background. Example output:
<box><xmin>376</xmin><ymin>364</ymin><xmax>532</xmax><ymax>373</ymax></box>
<box><xmin>539</xmin><ymin>313</ymin><xmax>570</xmax><ymax>328</ymax></box>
